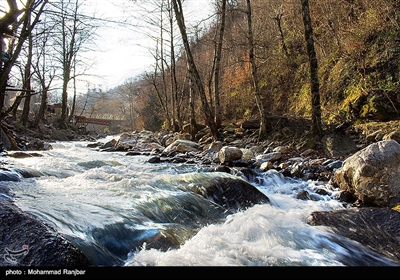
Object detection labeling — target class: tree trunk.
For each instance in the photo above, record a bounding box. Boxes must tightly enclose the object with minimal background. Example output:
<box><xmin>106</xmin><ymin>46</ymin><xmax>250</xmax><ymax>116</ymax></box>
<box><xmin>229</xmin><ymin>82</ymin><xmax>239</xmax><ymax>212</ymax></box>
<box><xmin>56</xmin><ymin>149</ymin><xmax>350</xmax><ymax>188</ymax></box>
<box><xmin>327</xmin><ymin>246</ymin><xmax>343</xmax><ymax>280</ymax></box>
<box><xmin>0</xmin><ymin>0</ymin><xmax>19</xmax><ymax>114</ymax></box>
<box><xmin>57</xmin><ymin>0</ymin><xmax>85</xmax><ymax>129</ymax></box>
<box><xmin>0</xmin><ymin>0</ymin><xmax>45</xmax><ymax>119</ymax></box>
<box><xmin>246</xmin><ymin>0</ymin><xmax>268</xmax><ymax>141</ymax></box>
<box><xmin>274</xmin><ymin>12</ymin><xmax>290</xmax><ymax>58</ymax></box>
<box><xmin>21</xmin><ymin>28</ymin><xmax>34</xmax><ymax>127</ymax></box>
<box><xmin>172</xmin><ymin>0</ymin><xmax>220</xmax><ymax>141</ymax></box>
<box><xmin>150</xmin><ymin>68</ymin><xmax>171</xmax><ymax>130</ymax></box>
<box><xmin>188</xmin><ymin>72</ymin><xmax>197</xmax><ymax>141</ymax></box>
<box><xmin>59</xmin><ymin>2</ymin><xmax>71</xmax><ymax>128</ymax></box>
<box><xmin>68</xmin><ymin>67</ymin><xmax>77</xmax><ymax>123</ymax></box>
<box><xmin>168</xmin><ymin>1</ymin><xmax>180</xmax><ymax>132</ymax></box>
<box><xmin>301</xmin><ymin>0</ymin><xmax>323</xmax><ymax>139</ymax></box>
<box><xmin>32</xmin><ymin>86</ymin><xmax>48</xmax><ymax>128</ymax></box>
<box><xmin>159</xmin><ymin>3</ymin><xmax>172</xmax><ymax>131</ymax></box>
<box><xmin>59</xmin><ymin>63</ymin><xmax>70</xmax><ymax>127</ymax></box>
<box><xmin>214</xmin><ymin>0</ymin><xmax>226</xmax><ymax>129</ymax></box>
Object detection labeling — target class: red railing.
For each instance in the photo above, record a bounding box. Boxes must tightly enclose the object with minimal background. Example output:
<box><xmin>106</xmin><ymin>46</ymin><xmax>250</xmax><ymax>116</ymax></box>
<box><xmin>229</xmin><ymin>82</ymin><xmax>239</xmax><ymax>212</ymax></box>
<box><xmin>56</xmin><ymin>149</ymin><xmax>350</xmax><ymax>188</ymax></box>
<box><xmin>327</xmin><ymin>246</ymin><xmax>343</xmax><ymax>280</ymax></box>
<box><xmin>74</xmin><ymin>115</ymin><xmax>110</xmax><ymax>126</ymax></box>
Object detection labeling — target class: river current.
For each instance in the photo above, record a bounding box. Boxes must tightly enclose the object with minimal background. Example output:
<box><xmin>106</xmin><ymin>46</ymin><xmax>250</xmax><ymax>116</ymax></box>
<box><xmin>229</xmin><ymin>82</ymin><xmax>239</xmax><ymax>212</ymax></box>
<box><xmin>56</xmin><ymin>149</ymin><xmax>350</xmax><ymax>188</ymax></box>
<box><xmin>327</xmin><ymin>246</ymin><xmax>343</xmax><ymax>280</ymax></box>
<box><xmin>1</xmin><ymin>136</ymin><xmax>398</xmax><ymax>267</ymax></box>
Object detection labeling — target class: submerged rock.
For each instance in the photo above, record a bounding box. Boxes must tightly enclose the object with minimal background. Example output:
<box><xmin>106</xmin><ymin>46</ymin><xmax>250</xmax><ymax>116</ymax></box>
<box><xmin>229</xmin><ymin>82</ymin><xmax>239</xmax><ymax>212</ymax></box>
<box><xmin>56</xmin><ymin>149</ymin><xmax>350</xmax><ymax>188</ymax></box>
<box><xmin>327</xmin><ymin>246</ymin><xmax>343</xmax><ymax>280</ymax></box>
<box><xmin>0</xmin><ymin>168</ymin><xmax>22</xmax><ymax>181</ymax></box>
<box><xmin>175</xmin><ymin>172</ymin><xmax>270</xmax><ymax>211</ymax></box>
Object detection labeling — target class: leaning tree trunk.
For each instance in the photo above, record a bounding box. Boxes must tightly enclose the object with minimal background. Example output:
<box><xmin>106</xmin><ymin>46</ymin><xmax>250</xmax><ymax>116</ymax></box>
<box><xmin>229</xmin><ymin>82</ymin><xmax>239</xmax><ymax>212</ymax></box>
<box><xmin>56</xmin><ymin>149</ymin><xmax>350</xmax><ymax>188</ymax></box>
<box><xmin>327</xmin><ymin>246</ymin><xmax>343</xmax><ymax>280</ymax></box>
<box><xmin>172</xmin><ymin>0</ymin><xmax>220</xmax><ymax>141</ymax></box>
<box><xmin>301</xmin><ymin>0</ymin><xmax>323</xmax><ymax>139</ymax></box>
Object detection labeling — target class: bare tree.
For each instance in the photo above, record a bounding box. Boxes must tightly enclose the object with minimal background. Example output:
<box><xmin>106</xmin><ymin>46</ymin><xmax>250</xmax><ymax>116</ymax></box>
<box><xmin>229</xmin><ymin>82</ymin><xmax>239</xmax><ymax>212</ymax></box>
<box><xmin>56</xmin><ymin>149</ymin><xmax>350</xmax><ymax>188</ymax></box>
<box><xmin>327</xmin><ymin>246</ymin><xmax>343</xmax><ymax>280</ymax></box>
<box><xmin>20</xmin><ymin>19</ymin><xmax>33</xmax><ymax>126</ymax></box>
<box><xmin>147</xmin><ymin>66</ymin><xmax>172</xmax><ymax>130</ymax></box>
<box><xmin>188</xmin><ymin>69</ymin><xmax>196</xmax><ymax>140</ymax></box>
<box><xmin>246</xmin><ymin>0</ymin><xmax>268</xmax><ymax>141</ymax></box>
<box><xmin>213</xmin><ymin>0</ymin><xmax>226</xmax><ymax>129</ymax></box>
<box><xmin>172</xmin><ymin>0</ymin><xmax>220</xmax><ymax>140</ymax></box>
<box><xmin>0</xmin><ymin>0</ymin><xmax>47</xmax><ymax>119</ymax></box>
<box><xmin>166</xmin><ymin>0</ymin><xmax>181</xmax><ymax>131</ymax></box>
<box><xmin>272</xmin><ymin>3</ymin><xmax>290</xmax><ymax>58</ymax></box>
<box><xmin>31</xmin><ymin>16</ymin><xmax>57</xmax><ymax>128</ymax></box>
<box><xmin>46</xmin><ymin>0</ymin><xmax>96</xmax><ymax>128</ymax></box>
<box><xmin>301</xmin><ymin>0</ymin><xmax>323</xmax><ymax>139</ymax></box>
<box><xmin>116</xmin><ymin>78</ymin><xmax>141</xmax><ymax>131</ymax></box>
<box><xmin>0</xmin><ymin>0</ymin><xmax>21</xmax><ymax>72</ymax></box>
<box><xmin>139</xmin><ymin>0</ymin><xmax>174</xmax><ymax>131</ymax></box>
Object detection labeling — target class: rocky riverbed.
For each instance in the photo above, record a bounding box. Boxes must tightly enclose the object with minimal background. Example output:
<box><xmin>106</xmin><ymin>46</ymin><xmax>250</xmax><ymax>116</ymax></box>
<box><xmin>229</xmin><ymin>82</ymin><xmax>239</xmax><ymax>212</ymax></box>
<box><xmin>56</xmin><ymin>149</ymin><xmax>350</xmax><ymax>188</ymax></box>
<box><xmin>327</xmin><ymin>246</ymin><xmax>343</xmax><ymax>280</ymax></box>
<box><xmin>1</xmin><ymin>118</ymin><xmax>400</xmax><ymax>266</ymax></box>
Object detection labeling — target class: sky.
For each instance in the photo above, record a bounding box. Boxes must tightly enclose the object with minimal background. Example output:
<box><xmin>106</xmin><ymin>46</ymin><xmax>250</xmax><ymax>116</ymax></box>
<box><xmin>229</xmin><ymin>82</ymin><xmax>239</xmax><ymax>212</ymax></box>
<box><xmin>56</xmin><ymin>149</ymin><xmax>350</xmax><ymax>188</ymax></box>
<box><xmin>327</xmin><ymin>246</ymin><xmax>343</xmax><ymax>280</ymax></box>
<box><xmin>0</xmin><ymin>0</ymin><xmax>215</xmax><ymax>92</ymax></box>
<box><xmin>81</xmin><ymin>0</ymin><xmax>215</xmax><ymax>91</ymax></box>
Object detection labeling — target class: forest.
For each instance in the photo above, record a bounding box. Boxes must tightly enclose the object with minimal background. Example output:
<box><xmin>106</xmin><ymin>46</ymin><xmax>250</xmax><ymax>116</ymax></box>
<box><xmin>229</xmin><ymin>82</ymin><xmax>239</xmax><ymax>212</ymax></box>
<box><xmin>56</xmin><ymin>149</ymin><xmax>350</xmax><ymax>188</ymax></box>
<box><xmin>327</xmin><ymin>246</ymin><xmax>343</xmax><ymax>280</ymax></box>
<box><xmin>0</xmin><ymin>0</ymin><xmax>399</xmax><ymax>143</ymax></box>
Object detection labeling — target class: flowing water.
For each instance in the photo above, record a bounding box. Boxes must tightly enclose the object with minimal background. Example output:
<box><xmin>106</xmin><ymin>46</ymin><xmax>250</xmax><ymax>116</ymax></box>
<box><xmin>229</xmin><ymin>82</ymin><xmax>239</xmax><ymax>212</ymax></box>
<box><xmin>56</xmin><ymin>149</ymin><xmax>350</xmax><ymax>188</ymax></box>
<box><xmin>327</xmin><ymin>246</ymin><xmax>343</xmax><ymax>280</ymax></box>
<box><xmin>1</xmin><ymin>136</ymin><xmax>398</xmax><ymax>267</ymax></box>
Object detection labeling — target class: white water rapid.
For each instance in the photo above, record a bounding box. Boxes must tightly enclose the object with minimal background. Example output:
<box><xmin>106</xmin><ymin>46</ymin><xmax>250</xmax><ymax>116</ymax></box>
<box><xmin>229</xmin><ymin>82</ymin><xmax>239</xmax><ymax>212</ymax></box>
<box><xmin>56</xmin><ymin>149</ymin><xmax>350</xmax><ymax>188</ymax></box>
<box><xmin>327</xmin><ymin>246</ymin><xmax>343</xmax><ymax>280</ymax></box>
<box><xmin>1</xmin><ymin>136</ymin><xmax>398</xmax><ymax>269</ymax></box>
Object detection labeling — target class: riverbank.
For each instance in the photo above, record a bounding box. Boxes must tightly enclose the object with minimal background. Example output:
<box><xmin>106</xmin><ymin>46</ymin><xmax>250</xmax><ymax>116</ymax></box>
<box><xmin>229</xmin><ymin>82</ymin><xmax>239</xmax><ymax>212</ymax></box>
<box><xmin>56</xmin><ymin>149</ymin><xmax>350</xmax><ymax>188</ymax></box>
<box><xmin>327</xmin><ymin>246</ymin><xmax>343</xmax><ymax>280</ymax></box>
<box><xmin>3</xmin><ymin>116</ymin><xmax>400</xmax><ymax>206</ymax></box>
<box><xmin>2</xmin><ymin>114</ymin><xmax>400</xmax><ymax>160</ymax></box>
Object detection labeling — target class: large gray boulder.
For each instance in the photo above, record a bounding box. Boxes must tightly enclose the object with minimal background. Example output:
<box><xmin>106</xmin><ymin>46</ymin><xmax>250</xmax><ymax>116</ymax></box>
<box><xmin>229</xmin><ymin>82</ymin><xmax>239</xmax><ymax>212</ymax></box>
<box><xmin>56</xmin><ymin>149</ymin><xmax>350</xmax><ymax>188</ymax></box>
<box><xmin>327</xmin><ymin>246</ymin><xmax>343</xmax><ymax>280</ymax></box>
<box><xmin>333</xmin><ymin>140</ymin><xmax>400</xmax><ymax>207</ymax></box>
<box><xmin>218</xmin><ymin>146</ymin><xmax>243</xmax><ymax>164</ymax></box>
<box><xmin>162</xmin><ymin>139</ymin><xmax>200</xmax><ymax>154</ymax></box>
<box><xmin>0</xmin><ymin>199</ymin><xmax>89</xmax><ymax>266</ymax></box>
<box><xmin>114</xmin><ymin>131</ymin><xmax>164</xmax><ymax>152</ymax></box>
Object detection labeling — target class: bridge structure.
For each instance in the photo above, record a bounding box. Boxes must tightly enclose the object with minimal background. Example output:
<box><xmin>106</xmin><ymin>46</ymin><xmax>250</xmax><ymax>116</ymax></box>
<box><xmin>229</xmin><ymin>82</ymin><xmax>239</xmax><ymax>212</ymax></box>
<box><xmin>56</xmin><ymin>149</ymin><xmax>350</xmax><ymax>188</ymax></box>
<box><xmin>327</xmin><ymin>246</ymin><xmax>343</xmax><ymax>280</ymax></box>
<box><xmin>73</xmin><ymin>115</ymin><xmax>111</xmax><ymax>126</ymax></box>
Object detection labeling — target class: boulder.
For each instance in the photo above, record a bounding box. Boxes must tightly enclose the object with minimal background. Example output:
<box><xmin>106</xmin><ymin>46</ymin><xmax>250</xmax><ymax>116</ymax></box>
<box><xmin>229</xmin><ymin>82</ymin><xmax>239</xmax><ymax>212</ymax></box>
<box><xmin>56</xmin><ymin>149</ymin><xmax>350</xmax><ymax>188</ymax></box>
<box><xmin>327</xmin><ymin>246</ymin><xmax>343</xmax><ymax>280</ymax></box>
<box><xmin>115</xmin><ymin>131</ymin><xmax>163</xmax><ymax>152</ymax></box>
<box><xmin>307</xmin><ymin>208</ymin><xmax>400</xmax><ymax>264</ymax></box>
<box><xmin>240</xmin><ymin>148</ymin><xmax>254</xmax><ymax>161</ymax></box>
<box><xmin>116</xmin><ymin>172</ymin><xmax>271</xmax><ymax>255</ymax></box>
<box><xmin>163</xmin><ymin>139</ymin><xmax>200</xmax><ymax>154</ymax></box>
<box><xmin>218</xmin><ymin>146</ymin><xmax>243</xmax><ymax>164</ymax></box>
<box><xmin>51</xmin><ymin>129</ymin><xmax>73</xmax><ymax>141</ymax></box>
<box><xmin>0</xmin><ymin>168</ymin><xmax>22</xmax><ymax>182</ymax></box>
<box><xmin>179</xmin><ymin>172</ymin><xmax>270</xmax><ymax>211</ymax></box>
<box><xmin>254</xmin><ymin>152</ymin><xmax>282</xmax><ymax>166</ymax></box>
<box><xmin>0</xmin><ymin>199</ymin><xmax>90</xmax><ymax>266</ymax></box>
<box><xmin>208</xmin><ymin>141</ymin><xmax>223</xmax><ymax>152</ymax></box>
<box><xmin>333</xmin><ymin>140</ymin><xmax>400</xmax><ymax>207</ymax></box>
<box><xmin>7</xmin><ymin>151</ymin><xmax>44</xmax><ymax>158</ymax></box>
<box><xmin>0</xmin><ymin>127</ymin><xmax>19</xmax><ymax>151</ymax></box>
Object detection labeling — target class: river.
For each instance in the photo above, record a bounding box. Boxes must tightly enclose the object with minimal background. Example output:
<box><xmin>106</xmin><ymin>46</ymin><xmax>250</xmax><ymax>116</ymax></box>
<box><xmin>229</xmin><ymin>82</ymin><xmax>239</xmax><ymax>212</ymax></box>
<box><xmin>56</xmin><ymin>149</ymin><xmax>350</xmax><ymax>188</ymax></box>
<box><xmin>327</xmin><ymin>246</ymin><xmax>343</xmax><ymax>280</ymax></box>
<box><xmin>1</xmin><ymin>136</ymin><xmax>398</xmax><ymax>267</ymax></box>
